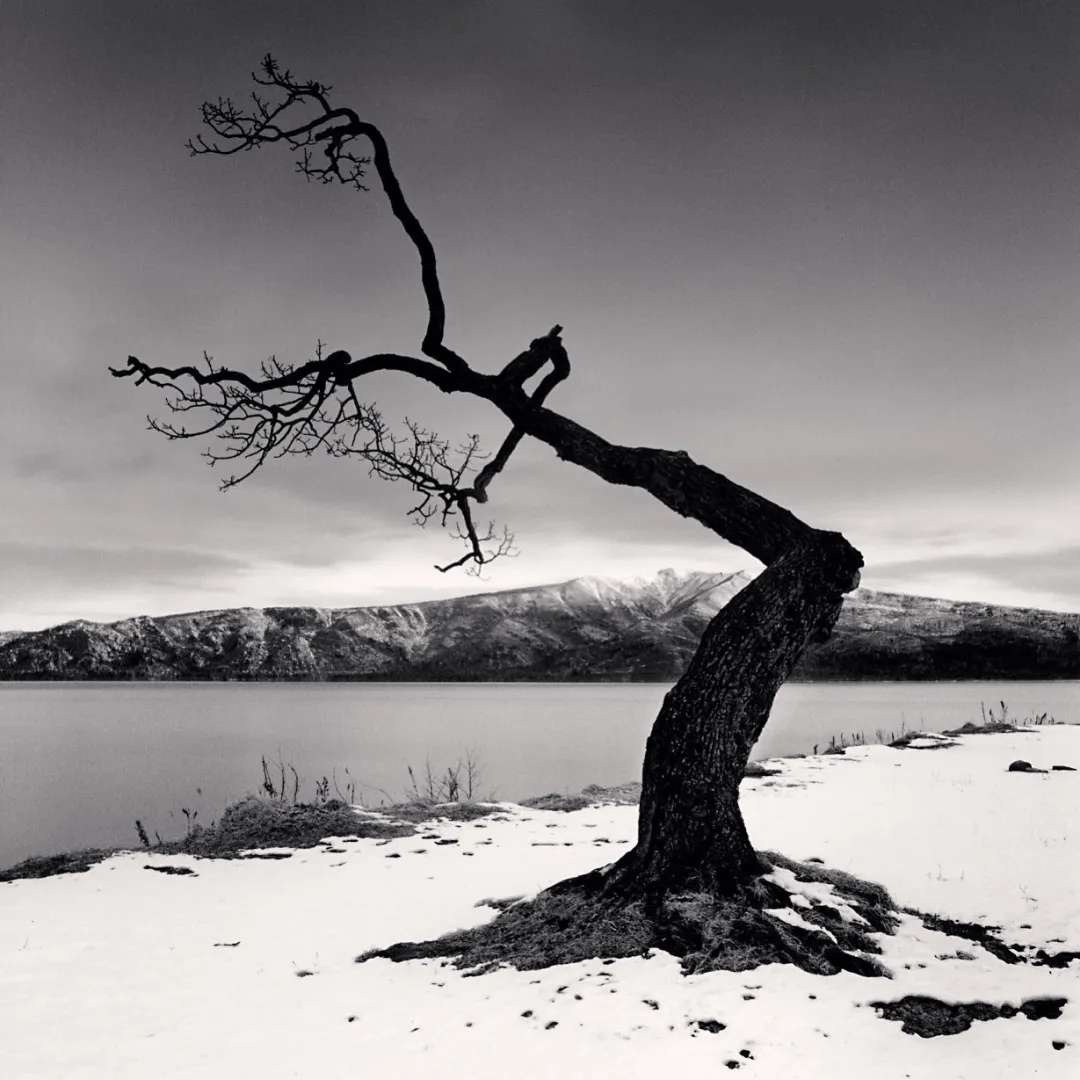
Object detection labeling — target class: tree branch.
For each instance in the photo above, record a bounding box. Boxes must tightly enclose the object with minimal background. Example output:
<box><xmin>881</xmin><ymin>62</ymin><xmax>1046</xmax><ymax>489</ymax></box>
<box><xmin>112</xmin><ymin>344</ymin><xmax>517</xmax><ymax>570</ymax></box>
<box><xmin>110</xmin><ymin>349</ymin><xmax>456</xmax><ymax>396</ymax></box>
<box><xmin>186</xmin><ymin>55</ymin><xmax>467</xmax><ymax>377</ymax></box>
<box><xmin>490</xmin><ymin>393</ymin><xmax>822</xmax><ymax>571</ymax></box>
<box><xmin>115</xmin><ymin>57</ymin><xmax>857</xmax><ymax>584</ymax></box>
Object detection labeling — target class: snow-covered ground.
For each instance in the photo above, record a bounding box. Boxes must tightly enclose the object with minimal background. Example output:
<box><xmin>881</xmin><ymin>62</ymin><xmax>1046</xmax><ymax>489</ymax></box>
<box><xmin>2</xmin><ymin>727</ymin><xmax>1077</xmax><ymax>1079</ymax></box>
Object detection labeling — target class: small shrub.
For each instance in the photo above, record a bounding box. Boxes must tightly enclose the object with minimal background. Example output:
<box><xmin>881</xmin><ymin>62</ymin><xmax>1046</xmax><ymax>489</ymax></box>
<box><xmin>157</xmin><ymin>795</ymin><xmax>413</xmax><ymax>857</ymax></box>
<box><xmin>260</xmin><ymin>754</ymin><xmax>301</xmax><ymax>804</ymax></box>
<box><xmin>942</xmin><ymin>700</ymin><xmax>1043</xmax><ymax>737</ymax></box>
<box><xmin>406</xmin><ymin>746</ymin><xmax>485</xmax><ymax>804</ymax></box>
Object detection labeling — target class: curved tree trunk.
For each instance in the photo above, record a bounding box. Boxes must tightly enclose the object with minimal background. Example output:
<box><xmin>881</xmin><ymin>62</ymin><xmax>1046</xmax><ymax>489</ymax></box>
<box><xmin>482</xmin><ymin>378</ymin><xmax>864</xmax><ymax>901</ymax></box>
<box><xmin>359</xmin><ymin>524</ymin><xmax>872</xmax><ymax>977</ymax></box>
<box><xmin>609</xmin><ymin>532</ymin><xmax>861</xmax><ymax>899</ymax></box>
<box><xmin>117</xmin><ymin>71</ymin><xmax>885</xmax><ymax>973</ymax></box>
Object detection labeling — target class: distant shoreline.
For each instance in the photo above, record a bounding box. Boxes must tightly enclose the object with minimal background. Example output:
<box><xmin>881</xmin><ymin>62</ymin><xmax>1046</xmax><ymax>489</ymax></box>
<box><xmin>3</xmin><ymin>572</ymin><xmax>1079</xmax><ymax>682</ymax></box>
<box><xmin>4</xmin><ymin>673</ymin><xmax>1080</xmax><ymax>684</ymax></box>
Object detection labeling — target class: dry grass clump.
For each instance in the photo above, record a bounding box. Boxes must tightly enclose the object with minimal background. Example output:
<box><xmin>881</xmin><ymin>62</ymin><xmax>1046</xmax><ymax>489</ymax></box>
<box><xmin>742</xmin><ymin>761</ymin><xmax>783</xmax><ymax>778</ymax></box>
<box><xmin>519</xmin><ymin>769</ymin><xmax>778</xmax><ymax>815</ymax></box>
<box><xmin>358</xmin><ymin>851</ymin><xmax>899</xmax><ymax>980</ymax></box>
<box><xmin>943</xmin><ymin>721</ymin><xmax>1019</xmax><ymax>736</ymax></box>
<box><xmin>761</xmin><ymin>851</ymin><xmax>899</xmax><ymax>935</ymax></box>
<box><xmin>0</xmin><ymin>848</ymin><xmax>118</xmax><ymax>882</ymax></box>
<box><xmin>581</xmin><ymin>781</ymin><xmax>642</xmax><ymax>804</ymax></box>
<box><xmin>943</xmin><ymin>700</ymin><xmax>1055</xmax><ymax>737</ymax></box>
<box><xmin>658</xmin><ymin>854</ymin><xmax>896</xmax><ymax>978</ymax></box>
<box><xmin>382</xmin><ymin>800</ymin><xmax>503</xmax><ymax>824</ymax></box>
<box><xmin>887</xmin><ymin>731</ymin><xmax>958</xmax><ymax>749</ymax></box>
<box><xmin>158</xmin><ymin>795</ymin><xmax>414</xmax><ymax>857</ymax></box>
<box><xmin>357</xmin><ymin>877</ymin><xmax>656</xmax><ymax>973</ymax></box>
<box><xmin>520</xmin><ymin>793</ymin><xmax>592</xmax><ymax>812</ymax></box>
<box><xmin>657</xmin><ymin>889</ymin><xmax>890</xmax><ymax>978</ymax></box>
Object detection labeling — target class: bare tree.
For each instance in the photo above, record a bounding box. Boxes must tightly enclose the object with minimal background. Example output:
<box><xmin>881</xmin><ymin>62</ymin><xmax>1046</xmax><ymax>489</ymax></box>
<box><xmin>113</xmin><ymin>58</ymin><xmax>888</xmax><ymax>976</ymax></box>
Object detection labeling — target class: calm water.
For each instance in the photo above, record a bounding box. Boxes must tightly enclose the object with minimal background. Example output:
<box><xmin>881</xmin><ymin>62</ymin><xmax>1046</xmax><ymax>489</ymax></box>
<box><xmin>2</xmin><ymin>680</ymin><xmax>1076</xmax><ymax>870</ymax></box>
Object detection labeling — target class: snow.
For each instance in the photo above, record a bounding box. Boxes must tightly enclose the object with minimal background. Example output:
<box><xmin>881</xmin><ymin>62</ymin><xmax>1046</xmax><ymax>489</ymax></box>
<box><xmin>2</xmin><ymin>727</ymin><xmax>1078</xmax><ymax>1079</ymax></box>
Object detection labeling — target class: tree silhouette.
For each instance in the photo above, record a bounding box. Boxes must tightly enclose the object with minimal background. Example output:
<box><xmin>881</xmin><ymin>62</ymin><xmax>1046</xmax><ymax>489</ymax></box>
<box><xmin>113</xmin><ymin>58</ymin><xmax>893</xmax><ymax>976</ymax></box>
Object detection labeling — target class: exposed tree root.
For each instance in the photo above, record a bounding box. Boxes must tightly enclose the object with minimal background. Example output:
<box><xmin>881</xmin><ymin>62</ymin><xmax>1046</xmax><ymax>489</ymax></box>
<box><xmin>356</xmin><ymin>851</ymin><xmax>898</xmax><ymax>978</ymax></box>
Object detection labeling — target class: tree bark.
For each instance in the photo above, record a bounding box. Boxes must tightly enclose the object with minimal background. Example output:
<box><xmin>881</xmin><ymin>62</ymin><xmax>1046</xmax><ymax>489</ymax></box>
<box><xmin>357</xmin><ymin>525</ymin><xmax>872</xmax><ymax>976</ymax></box>
<box><xmin>609</xmin><ymin>533</ymin><xmax>861</xmax><ymax>899</ymax></box>
<box><xmin>483</xmin><ymin>388</ymin><xmax>864</xmax><ymax>900</ymax></box>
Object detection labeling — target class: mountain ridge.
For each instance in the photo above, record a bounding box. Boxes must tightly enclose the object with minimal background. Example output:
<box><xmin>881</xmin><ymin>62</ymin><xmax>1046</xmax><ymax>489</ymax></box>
<box><xmin>1</xmin><ymin>569</ymin><xmax>1078</xmax><ymax>682</ymax></box>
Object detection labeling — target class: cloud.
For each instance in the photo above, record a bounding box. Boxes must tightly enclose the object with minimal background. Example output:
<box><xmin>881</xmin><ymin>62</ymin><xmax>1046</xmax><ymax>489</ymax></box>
<box><xmin>3</xmin><ymin>1</ymin><xmax>1077</xmax><ymax>629</ymax></box>
<box><xmin>0</xmin><ymin>542</ymin><xmax>245</xmax><ymax>594</ymax></box>
<box><xmin>0</xmin><ymin>542</ymin><xmax>252</xmax><ymax>629</ymax></box>
<box><xmin>867</xmin><ymin>547</ymin><xmax>1080</xmax><ymax>610</ymax></box>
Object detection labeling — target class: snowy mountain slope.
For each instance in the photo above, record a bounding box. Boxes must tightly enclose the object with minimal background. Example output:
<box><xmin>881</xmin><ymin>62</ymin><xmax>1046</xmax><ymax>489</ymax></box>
<box><xmin>1</xmin><ymin>569</ymin><xmax>1077</xmax><ymax>681</ymax></box>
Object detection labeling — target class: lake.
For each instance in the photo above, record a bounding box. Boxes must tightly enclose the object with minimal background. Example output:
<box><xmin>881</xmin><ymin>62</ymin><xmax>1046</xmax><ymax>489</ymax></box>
<box><xmin>2</xmin><ymin>680</ymin><xmax>1077</xmax><ymax>870</ymax></box>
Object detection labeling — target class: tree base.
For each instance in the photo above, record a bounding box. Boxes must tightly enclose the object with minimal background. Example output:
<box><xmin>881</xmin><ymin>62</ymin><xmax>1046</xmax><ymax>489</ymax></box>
<box><xmin>357</xmin><ymin>852</ymin><xmax>898</xmax><ymax>979</ymax></box>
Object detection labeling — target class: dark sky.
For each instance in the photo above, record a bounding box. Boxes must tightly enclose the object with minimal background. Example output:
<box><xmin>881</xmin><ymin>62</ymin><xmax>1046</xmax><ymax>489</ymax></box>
<box><xmin>2</xmin><ymin>1</ymin><xmax>1078</xmax><ymax>629</ymax></box>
